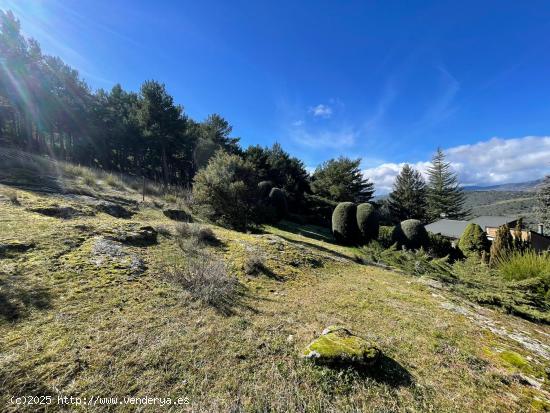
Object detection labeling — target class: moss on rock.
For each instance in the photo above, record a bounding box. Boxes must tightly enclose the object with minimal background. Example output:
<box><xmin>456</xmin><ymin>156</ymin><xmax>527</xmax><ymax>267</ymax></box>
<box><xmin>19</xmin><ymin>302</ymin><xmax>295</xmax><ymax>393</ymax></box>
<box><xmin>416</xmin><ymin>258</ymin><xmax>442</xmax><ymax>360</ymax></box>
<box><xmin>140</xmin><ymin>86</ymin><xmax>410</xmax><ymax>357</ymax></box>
<box><xmin>302</xmin><ymin>325</ymin><xmax>380</xmax><ymax>366</ymax></box>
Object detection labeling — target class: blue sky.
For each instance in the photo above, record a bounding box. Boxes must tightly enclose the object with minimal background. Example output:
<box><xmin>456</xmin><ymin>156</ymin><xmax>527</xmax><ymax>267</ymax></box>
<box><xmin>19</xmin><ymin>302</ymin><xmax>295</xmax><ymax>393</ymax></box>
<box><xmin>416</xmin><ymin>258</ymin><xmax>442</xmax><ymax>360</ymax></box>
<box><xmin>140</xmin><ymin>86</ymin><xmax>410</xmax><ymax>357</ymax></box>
<box><xmin>2</xmin><ymin>0</ymin><xmax>550</xmax><ymax>192</ymax></box>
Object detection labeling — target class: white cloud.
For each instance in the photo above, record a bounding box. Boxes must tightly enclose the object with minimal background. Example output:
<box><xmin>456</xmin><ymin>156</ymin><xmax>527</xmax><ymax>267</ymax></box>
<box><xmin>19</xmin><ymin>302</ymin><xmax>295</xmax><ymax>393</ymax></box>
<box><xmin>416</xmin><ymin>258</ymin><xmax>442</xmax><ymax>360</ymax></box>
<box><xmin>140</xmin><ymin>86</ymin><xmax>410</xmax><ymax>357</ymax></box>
<box><xmin>362</xmin><ymin>136</ymin><xmax>550</xmax><ymax>195</ymax></box>
<box><xmin>291</xmin><ymin>128</ymin><xmax>356</xmax><ymax>149</ymax></box>
<box><xmin>363</xmin><ymin>161</ymin><xmax>431</xmax><ymax>195</ymax></box>
<box><xmin>309</xmin><ymin>104</ymin><xmax>333</xmax><ymax>118</ymax></box>
<box><xmin>292</xmin><ymin>120</ymin><xmax>304</xmax><ymax>127</ymax></box>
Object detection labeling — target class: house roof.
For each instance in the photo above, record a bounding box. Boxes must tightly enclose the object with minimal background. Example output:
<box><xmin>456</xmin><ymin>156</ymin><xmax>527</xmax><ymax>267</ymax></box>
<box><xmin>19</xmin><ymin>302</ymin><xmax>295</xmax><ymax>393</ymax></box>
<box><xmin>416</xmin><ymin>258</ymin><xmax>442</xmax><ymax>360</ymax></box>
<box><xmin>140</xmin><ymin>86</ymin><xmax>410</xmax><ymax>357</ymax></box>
<box><xmin>470</xmin><ymin>216</ymin><xmax>516</xmax><ymax>230</ymax></box>
<box><xmin>425</xmin><ymin>219</ymin><xmax>469</xmax><ymax>239</ymax></box>
<box><xmin>425</xmin><ymin>216</ymin><xmax>518</xmax><ymax>239</ymax></box>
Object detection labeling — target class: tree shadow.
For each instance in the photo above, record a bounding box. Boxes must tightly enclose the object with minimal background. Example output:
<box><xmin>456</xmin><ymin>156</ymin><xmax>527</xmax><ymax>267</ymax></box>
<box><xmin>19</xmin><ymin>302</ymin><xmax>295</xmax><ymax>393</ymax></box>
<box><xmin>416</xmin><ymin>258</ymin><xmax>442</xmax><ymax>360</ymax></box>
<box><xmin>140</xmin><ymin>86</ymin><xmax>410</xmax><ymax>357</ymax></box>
<box><xmin>209</xmin><ymin>283</ymin><xmax>275</xmax><ymax>316</ymax></box>
<box><xmin>247</xmin><ymin>262</ymin><xmax>285</xmax><ymax>281</ymax></box>
<box><xmin>275</xmin><ymin>220</ymin><xmax>336</xmax><ymax>244</ymax></box>
<box><xmin>275</xmin><ymin>234</ymin><xmax>354</xmax><ymax>262</ymax></box>
<box><xmin>0</xmin><ymin>281</ymin><xmax>52</xmax><ymax>322</ymax></box>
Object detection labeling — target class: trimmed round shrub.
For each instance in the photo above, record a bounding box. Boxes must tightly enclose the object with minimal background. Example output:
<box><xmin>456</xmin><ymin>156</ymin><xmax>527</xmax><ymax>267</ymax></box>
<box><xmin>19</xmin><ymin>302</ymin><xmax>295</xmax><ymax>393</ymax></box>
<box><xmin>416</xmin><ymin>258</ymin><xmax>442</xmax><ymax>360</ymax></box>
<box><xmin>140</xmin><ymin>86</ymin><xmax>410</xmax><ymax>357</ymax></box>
<box><xmin>356</xmin><ymin>203</ymin><xmax>379</xmax><ymax>243</ymax></box>
<box><xmin>392</xmin><ymin>219</ymin><xmax>429</xmax><ymax>249</ymax></box>
<box><xmin>332</xmin><ymin>202</ymin><xmax>360</xmax><ymax>244</ymax></box>
<box><xmin>258</xmin><ymin>180</ymin><xmax>274</xmax><ymax>199</ymax></box>
<box><xmin>269</xmin><ymin>187</ymin><xmax>288</xmax><ymax>220</ymax></box>
<box><xmin>458</xmin><ymin>223</ymin><xmax>489</xmax><ymax>256</ymax></box>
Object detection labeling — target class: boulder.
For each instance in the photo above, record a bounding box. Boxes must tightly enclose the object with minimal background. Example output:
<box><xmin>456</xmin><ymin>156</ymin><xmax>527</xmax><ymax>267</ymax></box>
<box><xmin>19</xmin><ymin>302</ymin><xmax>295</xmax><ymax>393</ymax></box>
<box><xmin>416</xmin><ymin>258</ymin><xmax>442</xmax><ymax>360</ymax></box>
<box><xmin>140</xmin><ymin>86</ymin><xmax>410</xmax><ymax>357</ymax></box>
<box><xmin>0</xmin><ymin>241</ymin><xmax>35</xmax><ymax>256</ymax></box>
<box><xmin>163</xmin><ymin>209</ymin><xmax>191</xmax><ymax>222</ymax></box>
<box><xmin>302</xmin><ymin>325</ymin><xmax>380</xmax><ymax>366</ymax></box>
<box><xmin>105</xmin><ymin>225</ymin><xmax>157</xmax><ymax>245</ymax></box>
<box><xmin>29</xmin><ymin>206</ymin><xmax>88</xmax><ymax>219</ymax></box>
<box><xmin>90</xmin><ymin>237</ymin><xmax>145</xmax><ymax>278</ymax></box>
<box><xmin>95</xmin><ymin>201</ymin><xmax>134</xmax><ymax>218</ymax></box>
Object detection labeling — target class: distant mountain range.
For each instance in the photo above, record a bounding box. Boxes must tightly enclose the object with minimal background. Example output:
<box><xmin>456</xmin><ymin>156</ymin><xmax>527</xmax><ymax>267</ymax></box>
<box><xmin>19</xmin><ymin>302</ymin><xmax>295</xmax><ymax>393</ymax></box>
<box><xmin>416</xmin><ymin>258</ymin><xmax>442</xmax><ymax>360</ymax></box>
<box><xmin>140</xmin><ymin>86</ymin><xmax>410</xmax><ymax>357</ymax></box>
<box><xmin>463</xmin><ymin>179</ymin><xmax>543</xmax><ymax>192</ymax></box>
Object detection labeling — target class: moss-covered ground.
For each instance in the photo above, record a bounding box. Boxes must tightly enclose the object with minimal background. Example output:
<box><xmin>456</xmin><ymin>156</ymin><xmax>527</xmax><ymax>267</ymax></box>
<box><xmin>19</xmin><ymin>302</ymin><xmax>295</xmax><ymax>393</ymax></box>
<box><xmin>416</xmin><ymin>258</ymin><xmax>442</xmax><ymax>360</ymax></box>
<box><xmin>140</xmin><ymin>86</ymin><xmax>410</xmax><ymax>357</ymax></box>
<box><xmin>0</xmin><ymin>165</ymin><xmax>549</xmax><ymax>412</ymax></box>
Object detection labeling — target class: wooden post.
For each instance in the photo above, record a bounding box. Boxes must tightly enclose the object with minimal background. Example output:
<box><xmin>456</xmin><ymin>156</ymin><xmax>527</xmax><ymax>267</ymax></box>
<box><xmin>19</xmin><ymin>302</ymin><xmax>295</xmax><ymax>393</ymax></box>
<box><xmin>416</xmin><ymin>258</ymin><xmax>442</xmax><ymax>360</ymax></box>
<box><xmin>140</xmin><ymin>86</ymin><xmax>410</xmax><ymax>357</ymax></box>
<box><xmin>142</xmin><ymin>176</ymin><xmax>145</xmax><ymax>202</ymax></box>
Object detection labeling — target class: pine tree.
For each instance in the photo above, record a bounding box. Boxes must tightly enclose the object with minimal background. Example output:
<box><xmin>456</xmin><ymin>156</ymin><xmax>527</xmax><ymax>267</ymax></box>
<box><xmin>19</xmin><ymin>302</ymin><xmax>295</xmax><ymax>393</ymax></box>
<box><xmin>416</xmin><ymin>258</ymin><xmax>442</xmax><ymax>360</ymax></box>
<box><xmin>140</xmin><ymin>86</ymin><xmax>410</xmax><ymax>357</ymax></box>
<box><xmin>426</xmin><ymin>148</ymin><xmax>469</xmax><ymax>221</ymax></box>
<box><xmin>536</xmin><ymin>175</ymin><xmax>550</xmax><ymax>229</ymax></box>
<box><xmin>512</xmin><ymin>218</ymin><xmax>529</xmax><ymax>252</ymax></box>
<box><xmin>388</xmin><ymin>164</ymin><xmax>427</xmax><ymax>222</ymax></box>
<box><xmin>311</xmin><ymin>157</ymin><xmax>374</xmax><ymax>203</ymax></box>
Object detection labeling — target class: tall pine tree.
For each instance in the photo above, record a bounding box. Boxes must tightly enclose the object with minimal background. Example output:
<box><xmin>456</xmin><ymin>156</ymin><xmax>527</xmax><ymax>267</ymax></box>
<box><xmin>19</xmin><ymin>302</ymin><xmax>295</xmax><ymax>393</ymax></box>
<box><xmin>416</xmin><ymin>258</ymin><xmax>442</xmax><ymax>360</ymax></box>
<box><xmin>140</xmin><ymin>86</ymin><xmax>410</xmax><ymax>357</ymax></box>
<box><xmin>536</xmin><ymin>175</ymin><xmax>550</xmax><ymax>230</ymax></box>
<box><xmin>388</xmin><ymin>164</ymin><xmax>427</xmax><ymax>222</ymax></box>
<box><xmin>311</xmin><ymin>157</ymin><xmax>374</xmax><ymax>203</ymax></box>
<box><xmin>426</xmin><ymin>148</ymin><xmax>469</xmax><ymax>221</ymax></box>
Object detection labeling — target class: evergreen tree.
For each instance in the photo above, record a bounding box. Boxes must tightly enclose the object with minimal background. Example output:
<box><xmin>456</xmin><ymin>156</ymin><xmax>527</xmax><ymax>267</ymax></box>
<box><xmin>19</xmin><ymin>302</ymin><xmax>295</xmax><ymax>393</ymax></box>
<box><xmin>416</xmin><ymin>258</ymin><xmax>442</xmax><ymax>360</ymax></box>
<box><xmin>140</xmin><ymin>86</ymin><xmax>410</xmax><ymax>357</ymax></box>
<box><xmin>426</xmin><ymin>148</ymin><xmax>469</xmax><ymax>221</ymax></box>
<box><xmin>194</xmin><ymin>114</ymin><xmax>241</xmax><ymax>170</ymax></box>
<box><xmin>193</xmin><ymin>151</ymin><xmax>258</xmax><ymax>230</ymax></box>
<box><xmin>311</xmin><ymin>157</ymin><xmax>374</xmax><ymax>203</ymax></box>
<box><xmin>489</xmin><ymin>224</ymin><xmax>514</xmax><ymax>267</ymax></box>
<box><xmin>243</xmin><ymin>143</ymin><xmax>310</xmax><ymax>208</ymax></box>
<box><xmin>536</xmin><ymin>175</ymin><xmax>550</xmax><ymax>229</ymax></box>
<box><xmin>458</xmin><ymin>223</ymin><xmax>489</xmax><ymax>257</ymax></box>
<box><xmin>388</xmin><ymin>164</ymin><xmax>427</xmax><ymax>221</ymax></box>
<box><xmin>136</xmin><ymin>81</ymin><xmax>187</xmax><ymax>185</ymax></box>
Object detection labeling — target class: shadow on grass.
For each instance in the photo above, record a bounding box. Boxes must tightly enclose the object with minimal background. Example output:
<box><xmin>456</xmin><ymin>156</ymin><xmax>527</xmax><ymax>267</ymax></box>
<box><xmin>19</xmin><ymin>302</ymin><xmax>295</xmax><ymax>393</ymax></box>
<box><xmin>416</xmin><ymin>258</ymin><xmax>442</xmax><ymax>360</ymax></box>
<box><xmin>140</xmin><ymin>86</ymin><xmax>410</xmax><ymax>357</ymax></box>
<box><xmin>321</xmin><ymin>354</ymin><xmax>414</xmax><ymax>388</ymax></box>
<box><xmin>275</xmin><ymin>234</ymin><xmax>354</xmax><ymax>262</ymax></box>
<box><xmin>247</xmin><ymin>262</ymin><xmax>285</xmax><ymax>281</ymax></box>
<box><xmin>208</xmin><ymin>284</ymin><xmax>276</xmax><ymax>316</ymax></box>
<box><xmin>0</xmin><ymin>281</ymin><xmax>52</xmax><ymax>322</ymax></box>
<box><xmin>359</xmin><ymin>354</ymin><xmax>414</xmax><ymax>387</ymax></box>
<box><xmin>275</xmin><ymin>220</ymin><xmax>336</xmax><ymax>243</ymax></box>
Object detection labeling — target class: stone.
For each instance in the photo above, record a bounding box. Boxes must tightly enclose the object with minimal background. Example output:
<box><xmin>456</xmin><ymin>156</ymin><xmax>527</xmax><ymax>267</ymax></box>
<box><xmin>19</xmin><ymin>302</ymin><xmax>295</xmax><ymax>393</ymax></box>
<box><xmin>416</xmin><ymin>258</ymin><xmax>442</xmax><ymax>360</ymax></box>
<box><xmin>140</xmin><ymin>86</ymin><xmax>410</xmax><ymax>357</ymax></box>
<box><xmin>29</xmin><ymin>206</ymin><xmax>88</xmax><ymax>219</ymax></box>
<box><xmin>0</xmin><ymin>241</ymin><xmax>35</xmax><ymax>256</ymax></box>
<box><xmin>105</xmin><ymin>225</ymin><xmax>157</xmax><ymax>245</ymax></box>
<box><xmin>163</xmin><ymin>209</ymin><xmax>191</xmax><ymax>221</ymax></box>
<box><xmin>302</xmin><ymin>325</ymin><xmax>380</xmax><ymax>366</ymax></box>
<box><xmin>90</xmin><ymin>236</ymin><xmax>146</xmax><ymax>278</ymax></box>
<box><xmin>95</xmin><ymin>201</ymin><xmax>134</xmax><ymax>218</ymax></box>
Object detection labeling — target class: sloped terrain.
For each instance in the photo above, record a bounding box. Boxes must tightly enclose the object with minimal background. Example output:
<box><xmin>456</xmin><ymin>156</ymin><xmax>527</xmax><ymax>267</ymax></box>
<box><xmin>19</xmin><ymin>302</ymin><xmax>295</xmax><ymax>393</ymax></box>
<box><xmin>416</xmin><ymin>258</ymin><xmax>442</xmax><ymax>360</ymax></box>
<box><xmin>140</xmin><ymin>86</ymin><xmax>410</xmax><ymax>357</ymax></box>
<box><xmin>464</xmin><ymin>190</ymin><xmax>538</xmax><ymax>227</ymax></box>
<box><xmin>0</xmin><ymin>163</ymin><xmax>549</xmax><ymax>412</ymax></box>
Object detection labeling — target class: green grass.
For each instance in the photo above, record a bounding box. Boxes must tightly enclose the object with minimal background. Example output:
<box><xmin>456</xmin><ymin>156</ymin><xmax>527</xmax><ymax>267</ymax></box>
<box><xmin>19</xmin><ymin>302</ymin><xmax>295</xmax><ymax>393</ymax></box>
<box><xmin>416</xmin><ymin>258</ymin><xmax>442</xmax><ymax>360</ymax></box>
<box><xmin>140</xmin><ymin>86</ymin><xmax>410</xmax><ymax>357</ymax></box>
<box><xmin>0</xmin><ymin>159</ymin><xmax>549</xmax><ymax>411</ymax></box>
<box><xmin>496</xmin><ymin>250</ymin><xmax>550</xmax><ymax>281</ymax></box>
<box><xmin>358</xmin><ymin>243</ymin><xmax>550</xmax><ymax>323</ymax></box>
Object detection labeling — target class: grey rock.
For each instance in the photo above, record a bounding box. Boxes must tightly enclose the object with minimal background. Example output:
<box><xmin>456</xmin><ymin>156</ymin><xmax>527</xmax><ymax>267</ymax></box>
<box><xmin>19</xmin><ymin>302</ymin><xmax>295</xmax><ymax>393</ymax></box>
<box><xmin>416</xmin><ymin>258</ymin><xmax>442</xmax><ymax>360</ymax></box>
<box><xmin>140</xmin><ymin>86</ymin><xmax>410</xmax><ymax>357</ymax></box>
<box><xmin>95</xmin><ymin>201</ymin><xmax>134</xmax><ymax>218</ymax></box>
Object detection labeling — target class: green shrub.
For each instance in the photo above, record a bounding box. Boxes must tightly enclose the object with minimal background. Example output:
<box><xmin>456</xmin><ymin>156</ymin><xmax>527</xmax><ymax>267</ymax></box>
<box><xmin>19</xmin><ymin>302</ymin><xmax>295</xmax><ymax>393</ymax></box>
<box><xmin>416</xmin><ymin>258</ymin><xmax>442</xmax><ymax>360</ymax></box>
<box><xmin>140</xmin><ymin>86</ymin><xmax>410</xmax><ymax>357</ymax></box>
<box><xmin>193</xmin><ymin>151</ymin><xmax>258</xmax><ymax>231</ymax></box>
<box><xmin>458</xmin><ymin>223</ymin><xmax>489</xmax><ymax>257</ymax></box>
<box><xmin>269</xmin><ymin>187</ymin><xmax>288</xmax><ymax>220</ymax></box>
<box><xmin>165</xmin><ymin>254</ymin><xmax>239</xmax><ymax>311</ymax></box>
<box><xmin>359</xmin><ymin>243</ymin><xmax>454</xmax><ymax>280</ymax></box>
<box><xmin>244</xmin><ymin>255</ymin><xmax>266</xmax><ymax>275</ymax></box>
<box><xmin>429</xmin><ymin>233</ymin><xmax>461</xmax><ymax>260</ymax></box>
<box><xmin>356</xmin><ymin>203</ymin><xmax>379</xmax><ymax>243</ymax></box>
<box><xmin>332</xmin><ymin>202</ymin><xmax>359</xmax><ymax>244</ymax></box>
<box><xmin>104</xmin><ymin>173</ymin><xmax>125</xmax><ymax>189</ymax></box>
<box><xmin>303</xmin><ymin>194</ymin><xmax>338</xmax><ymax>227</ymax></box>
<box><xmin>81</xmin><ymin>169</ymin><xmax>98</xmax><ymax>187</ymax></box>
<box><xmin>496</xmin><ymin>250</ymin><xmax>550</xmax><ymax>281</ymax></box>
<box><xmin>489</xmin><ymin>224</ymin><xmax>514</xmax><ymax>267</ymax></box>
<box><xmin>392</xmin><ymin>219</ymin><xmax>429</xmax><ymax>250</ymax></box>
<box><xmin>378</xmin><ymin>226</ymin><xmax>394</xmax><ymax>248</ymax></box>
<box><xmin>4</xmin><ymin>189</ymin><xmax>20</xmax><ymax>205</ymax></box>
<box><xmin>258</xmin><ymin>181</ymin><xmax>274</xmax><ymax>198</ymax></box>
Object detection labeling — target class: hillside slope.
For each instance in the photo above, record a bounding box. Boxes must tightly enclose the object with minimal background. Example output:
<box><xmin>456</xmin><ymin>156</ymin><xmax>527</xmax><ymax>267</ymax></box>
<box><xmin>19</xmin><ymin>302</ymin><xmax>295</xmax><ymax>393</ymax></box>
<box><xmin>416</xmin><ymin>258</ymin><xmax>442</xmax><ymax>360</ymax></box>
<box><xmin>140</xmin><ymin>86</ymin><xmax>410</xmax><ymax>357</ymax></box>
<box><xmin>464</xmin><ymin>191</ymin><xmax>538</xmax><ymax>227</ymax></box>
<box><xmin>0</xmin><ymin>157</ymin><xmax>549</xmax><ymax>412</ymax></box>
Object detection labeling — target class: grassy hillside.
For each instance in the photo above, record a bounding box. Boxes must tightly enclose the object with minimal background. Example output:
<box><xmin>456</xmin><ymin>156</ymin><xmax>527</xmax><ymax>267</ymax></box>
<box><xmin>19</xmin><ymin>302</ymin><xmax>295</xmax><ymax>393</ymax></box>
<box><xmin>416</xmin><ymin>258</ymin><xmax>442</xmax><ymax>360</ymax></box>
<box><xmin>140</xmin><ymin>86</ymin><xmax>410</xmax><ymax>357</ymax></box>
<box><xmin>464</xmin><ymin>191</ymin><xmax>538</xmax><ymax>227</ymax></box>
<box><xmin>1</xmin><ymin>155</ymin><xmax>549</xmax><ymax>412</ymax></box>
